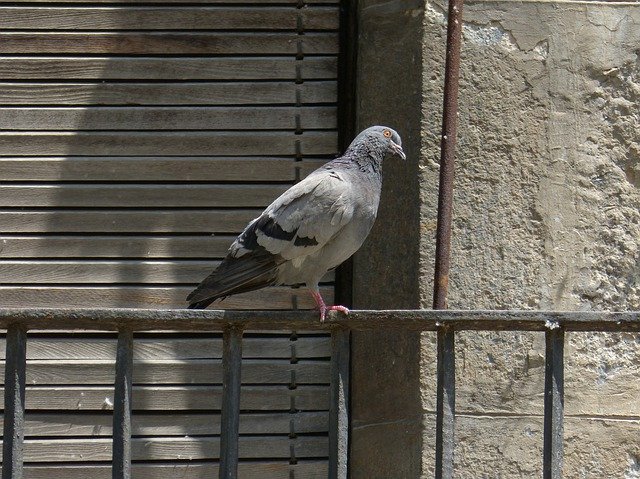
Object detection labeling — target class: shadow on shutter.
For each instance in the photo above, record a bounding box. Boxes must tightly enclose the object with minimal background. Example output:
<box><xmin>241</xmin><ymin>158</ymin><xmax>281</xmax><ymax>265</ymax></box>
<box><xmin>0</xmin><ymin>0</ymin><xmax>341</xmax><ymax>476</ymax></box>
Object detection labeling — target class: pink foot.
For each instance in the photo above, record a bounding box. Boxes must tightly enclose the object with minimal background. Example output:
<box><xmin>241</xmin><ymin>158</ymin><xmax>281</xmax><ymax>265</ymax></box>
<box><xmin>310</xmin><ymin>290</ymin><xmax>350</xmax><ymax>322</ymax></box>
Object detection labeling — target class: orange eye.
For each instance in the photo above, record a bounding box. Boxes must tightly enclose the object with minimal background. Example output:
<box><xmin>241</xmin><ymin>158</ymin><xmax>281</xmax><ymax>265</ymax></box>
<box><xmin>383</xmin><ymin>129</ymin><xmax>392</xmax><ymax>138</ymax></box>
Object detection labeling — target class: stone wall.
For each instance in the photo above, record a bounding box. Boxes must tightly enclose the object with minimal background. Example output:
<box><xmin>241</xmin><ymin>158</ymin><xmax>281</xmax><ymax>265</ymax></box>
<box><xmin>418</xmin><ymin>0</ymin><xmax>640</xmax><ymax>477</ymax></box>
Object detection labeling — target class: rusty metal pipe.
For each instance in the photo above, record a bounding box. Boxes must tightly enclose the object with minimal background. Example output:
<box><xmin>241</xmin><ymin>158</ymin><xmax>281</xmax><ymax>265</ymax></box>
<box><xmin>433</xmin><ymin>0</ymin><xmax>465</xmax><ymax>310</ymax></box>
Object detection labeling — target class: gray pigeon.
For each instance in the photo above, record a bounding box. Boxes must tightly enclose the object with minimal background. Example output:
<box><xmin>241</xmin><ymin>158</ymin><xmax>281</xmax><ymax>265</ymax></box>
<box><xmin>187</xmin><ymin>126</ymin><xmax>405</xmax><ymax>321</ymax></box>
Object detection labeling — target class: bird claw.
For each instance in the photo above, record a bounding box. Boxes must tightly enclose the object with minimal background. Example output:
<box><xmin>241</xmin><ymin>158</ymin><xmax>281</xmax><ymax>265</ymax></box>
<box><xmin>319</xmin><ymin>305</ymin><xmax>350</xmax><ymax>323</ymax></box>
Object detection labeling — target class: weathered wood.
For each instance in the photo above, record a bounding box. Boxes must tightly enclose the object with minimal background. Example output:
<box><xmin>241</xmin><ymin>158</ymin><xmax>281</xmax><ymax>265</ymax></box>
<box><xmin>0</xmin><ymin>235</ymin><xmax>237</xmax><ymax>259</ymax></box>
<box><xmin>0</xmin><ymin>33</ymin><xmax>338</xmax><ymax>55</ymax></box>
<box><xmin>6</xmin><ymin>0</ymin><xmax>336</xmax><ymax>2</ymax></box>
<box><xmin>0</xmin><ymin>336</ymin><xmax>331</xmax><ymax>360</ymax></box>
<box><xmin>2</xmin><ymin>324</ymin><xmax>27</xmax><ymax>479</ymax></box>
<box><xmin>220</xmin><ymin>328</ymin><xmax>243</xmax><ymax>479</ymax></box>
<box><xmin>0</xmin><ymin>82</ymin><xmax>337</xmax><ymax>106</ymax></box>
<box><xmin>7</xmin><ymin>0</ymin><xmax>336</xmax><ymax>3</ymax></box>
<box><xmin>0</xmin><ymin>260</ymin><xmax>231</xmax><ymax>284</ymax></box>
<box><xmin>0</xmin><ymin>57</ymin><xmax>337</xmax><ymax>81</ymax></box>
<box><xmin>543</xmin><ymin>328</ymin><xmax>564</xmax><ymax>479</ymax></box>
<box><xmin>328</xmin><ymin>329</ymin><xmax>349</xmax><ymax>479</ymax></box>
<box><xmin>0</xmin><ymin>131</ymin><xmax>337</xmax><ymax>156</ymax></box>
<box><xmin>7</xmin><ymin>385</ymin><xmax>329</xmax><ymax>411</ymax></box>
<box><xmin>0</xmin><ymin>359</ymin><xmax>329</xmax><ymax>385</ymax></box>
<box><xmin>435</xmin><ymin>328</ymin><xmax>455</xmax><ymax>479</ymax></box>
<box><xmin>0</xmin><ymin>158</ymin><xmax>326</xmax><ymax>182</ymax></box>
<box><xmin>0</xmin><ymin>435</ymin><xmax>328</xmax><ymax>462</ymax></box>
<box><xmin>3</xmin><ymin>412</ymin><xmax>329</xmax><ymax>436</ymax></box>
<box><xmin>1</xmin><ymin>309</ymin><xmax>636</xmax><ymax>333</ymax></box>
<box><xmin>22</xmin><ymin>461</ymin><xmax>329</xmax><ymax>479</ymax></box>
<box><xmin>0</xmin><ymin>184</ymin><xmax>290</xmax><ymax>208</ymax></box>
<box><xmin>0</xmin><ymin>286</ymin><xmax>334</xmax><ymax>310</ymax></box>
<box><xmin>112</xmin><ymin>329</ymin><xmax>133</xmax><ymax>479</ymax></box>
<box><xmin>0</xmin><ymin>260</ymin><xmax>333</xmax><ymax>284</ymax></box>
<box><xmin>0</xmin><ymin>7</ymin><xmax>339</xmax><ymax>30</ymax></box>
<box><xmin>0</xmin><ymin>106</ymin><xmax>336</xmax><ymax>131</ymax></box>
<box><xmin>0</xmin><ymin>210</ymin><xmax>261</xmax><ymax>233</ymax></box>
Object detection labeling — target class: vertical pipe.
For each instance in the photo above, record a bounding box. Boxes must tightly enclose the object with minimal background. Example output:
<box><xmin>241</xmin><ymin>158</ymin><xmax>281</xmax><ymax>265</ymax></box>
<box><xmin>329</xmin><ymin>328</ymin><xmax>350</xmax><ymax>479</ymax></box>
<box><xmin>432</xmin><ymin>0</ymin><xmax>464</xmax><ymax>474</ymax></box>
<box><xmin>2</xmin><ymin>323</ymin><xmax>28</xmax><ymax>479</ymax></box>
<box><xmin>219</xmin><ymin>327</ymin><xmax>243</xmax><ymax>479</ymax></box>
<box><xmin>112</xmin><ymin>328</ymin><xmax>134</xmax><ymax>479</ymax></box>
<box><xmin>543</xmin><ymin>328</ymin><xmax>564</xmax><ymax>479</ymax></box>
<box><xmin>433</xmin><ymin>0</ymin><xmax>465</xmax><ymax>310</ymax></box>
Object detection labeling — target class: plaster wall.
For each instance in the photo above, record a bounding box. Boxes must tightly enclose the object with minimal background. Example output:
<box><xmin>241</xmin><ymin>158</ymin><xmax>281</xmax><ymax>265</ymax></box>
<box><xmin>418</xmin><ymin>1</ymin><xmax>640</xmax><ymax>476</ymax></box>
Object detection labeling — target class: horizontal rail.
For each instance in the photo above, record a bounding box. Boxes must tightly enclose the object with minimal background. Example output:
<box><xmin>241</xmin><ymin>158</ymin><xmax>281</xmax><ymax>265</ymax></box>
<box><xmin>0</xmin><ymin>308</ymin><xmax>638</xmax><ymax>332</ymax></box>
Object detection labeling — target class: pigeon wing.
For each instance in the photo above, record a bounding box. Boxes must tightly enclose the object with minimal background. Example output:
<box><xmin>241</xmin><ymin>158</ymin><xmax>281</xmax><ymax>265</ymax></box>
<box><xmin>187</xmin><ymin>167</ymin><xmax>354</xmax><ymax>307</ymax></box>
<box><xmin>234</xmin><ymin>168</ymin><xmax>356</xmax><ymax>261</ymax></box>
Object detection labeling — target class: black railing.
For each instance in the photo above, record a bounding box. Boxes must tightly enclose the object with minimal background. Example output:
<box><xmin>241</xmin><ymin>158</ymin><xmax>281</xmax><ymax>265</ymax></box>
<box><xmin>1</xmin><ymin>308</ymin><xmax>639</xmax><ymax>479</ymax></box>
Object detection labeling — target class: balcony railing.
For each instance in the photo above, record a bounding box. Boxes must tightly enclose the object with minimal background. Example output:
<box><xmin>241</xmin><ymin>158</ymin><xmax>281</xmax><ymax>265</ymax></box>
<box><xmin>1</xmin><ymin>308</ymin><xmax>639</xmax><ymax>479</ymax></box>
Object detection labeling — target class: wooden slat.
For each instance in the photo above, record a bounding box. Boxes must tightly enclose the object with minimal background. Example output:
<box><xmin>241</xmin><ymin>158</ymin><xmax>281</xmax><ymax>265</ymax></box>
<box><xmin>22</xmin><ymin>461</ymin><xmax>329</xmax><ymax>479</ymax></box>
<box><xmin>0</xmin><ymin>131</ymin><xmax>337</xmax><ymax>156</ymax></box>
<box><xmin>0</xmin><ymin>337</ymin><xmax>331</xmax><ymax>360</ymax></box>
<box><xmin>220</xmin><ymin>328</ymin><xmax>243</xmax><ymax>479</ymax></box>
<box><xmin>0</xmin><ymin>33</ymin><xmax>338</xmax><ymax>55</ymax></box>
<box><xmin>112</xmin><ymin>329</ymin><xmax>133</xmax><ymax>479</ymax></box>
<box><xmin>0</xmin><ymin>260</ymin><xmax>226</xmax><ymax>284</ymax></box>
<box><xmin>0</xmin><ymin>7</ymin><xmax>339</xmax><ymax>30</ymax></box>
<box><xmin>0</xmin><ymin>57</ymin><xmax>337</xmax><ymax>81</ymax></box>
<box><xmin>0</xmin><ymin>106</ymin><xmax>336</xmax><ymax>131</ymax></box>
<box><xmin>12</xmin><ymin>385</ymin><xmax>329</xmax><ymax>411</ymax></box>
<box><xmin>0</xmin><ymin>286</ymin><xmax>334</xmax><ymax>309</ymax></box>
<box><xmin>0</xmin><ymin>260</ymin><xmax>334</xmax><ymax>284</ymax></box>
<box><xmin>0</xmin><ymin>359</ymin><xmax>329</xmax><ymax>385</ymax></box>
<box><xmin>9</xmin><ymin>412</ymin><xmax>329</xmax><ymax>437</ymax></box>
<box><xmin>0</xmin><ymin>82</ymin><xmax>337</xmax><ymax>106</ymax></box>
<box><xmin>0</xmin><ymin>235</ymin><xmax>237</xmax><ymax>259</ymax></box>
<box><xmin>2</xmin><ymin>324</ymin><xmax>27</xmax><ymax>479</ymax></box>
<box><xmin>7</xmin><ymin>0</ymin><xmax>337</xmax><ymax>3</ymax></box>
<box><xmin>0</xmin><ymin>210</ymin><xmax>261</xmax><ymax>233</ymax></box>
<box><xmin>0</xmin><ymin>158</ymin><xmax>326</xmax><ymax>182</ymax></box>
<box><xmin>0</xmin><ymin>436</ymin><xmax>328</xmax><ymax>462</ymax></box>
<box><xmin>0</xmin><ymin>185</ymin><xmax>289</xmax><ymax>208</ymax></box>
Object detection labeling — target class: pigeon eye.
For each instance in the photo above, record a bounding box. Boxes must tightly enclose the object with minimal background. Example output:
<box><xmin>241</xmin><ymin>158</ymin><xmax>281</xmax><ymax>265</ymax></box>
<box><xmin>383</xmin><ymin>130</ymin><xmax>392</xmax><ymax>138</ymax></box>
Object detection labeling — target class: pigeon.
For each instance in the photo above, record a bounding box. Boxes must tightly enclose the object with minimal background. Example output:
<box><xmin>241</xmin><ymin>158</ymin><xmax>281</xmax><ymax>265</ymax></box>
<box><xmin>186</xmin><ymin>125</ymin><xmax>406</xmax><ymax>321</ymax></box>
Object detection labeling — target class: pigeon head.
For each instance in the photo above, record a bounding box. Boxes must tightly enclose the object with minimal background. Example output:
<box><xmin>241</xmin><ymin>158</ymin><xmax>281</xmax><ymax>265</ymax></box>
<box><xmin>349</xmin><ymin>126</ymin><xmax>406</xmax><ymax>161</ymax></box>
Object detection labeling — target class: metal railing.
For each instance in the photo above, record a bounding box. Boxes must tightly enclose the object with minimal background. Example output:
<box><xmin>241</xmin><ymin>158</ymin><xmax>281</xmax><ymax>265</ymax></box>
<box><xmin>1</xmin><ymin>308</ymin><xmax>639</xmax><ymax>479</ymax></box>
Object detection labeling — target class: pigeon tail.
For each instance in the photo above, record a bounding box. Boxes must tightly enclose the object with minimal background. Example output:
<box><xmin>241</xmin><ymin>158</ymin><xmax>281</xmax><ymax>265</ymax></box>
<box><xmin>187</xmin><ymin>298</ymin><xmax>216</xmax><ymax>310</ymax></box>
<box><xmin>186</xmin><ymin>248</ymin><xmax>281</xmax><ymax>309</ymax></box>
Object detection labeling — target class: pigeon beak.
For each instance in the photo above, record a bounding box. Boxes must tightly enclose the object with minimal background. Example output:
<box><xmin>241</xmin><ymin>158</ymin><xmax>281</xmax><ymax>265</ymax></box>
<box><xmin>390</xmin><ymin>140</ymin><xmax>406</xmax><ymax>160</ymax></box>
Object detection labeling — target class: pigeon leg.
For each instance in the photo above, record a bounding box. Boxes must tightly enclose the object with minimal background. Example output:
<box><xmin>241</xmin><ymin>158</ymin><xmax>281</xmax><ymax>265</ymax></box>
<box><xmin>309</xmin><ymin>289</ymin><xmax>350</xmax><ymax>322</ymax></box>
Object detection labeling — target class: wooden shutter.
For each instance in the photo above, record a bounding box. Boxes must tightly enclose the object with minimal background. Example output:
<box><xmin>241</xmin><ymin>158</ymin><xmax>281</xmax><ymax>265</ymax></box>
<box><xmin>0</xmin><ymin>0</ymin><xmax>340</xmax><ymax>476</ymax></box>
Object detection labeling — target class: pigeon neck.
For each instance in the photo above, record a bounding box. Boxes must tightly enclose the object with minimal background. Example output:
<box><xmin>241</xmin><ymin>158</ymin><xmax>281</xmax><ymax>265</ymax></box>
<box><xmin>345</xmin><ymin>142</ymin><xmax>384</xmax><ymax>173</ymax></box>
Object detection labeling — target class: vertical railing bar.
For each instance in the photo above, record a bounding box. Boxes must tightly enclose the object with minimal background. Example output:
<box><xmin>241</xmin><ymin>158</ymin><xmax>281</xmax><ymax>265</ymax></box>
<box><xmin>543</xmin><ymin>327</ymin><xmax>564</xmax><ymax>479</ymax></box>
<box><xmin>329</xmin><ymin>328</ymin><xmax>350</xmax><ymax>479</ymax></box>
<box><xmin>112</xmin><ymin>328</ymin><xmax>134</xmax><ymax>479</ymax></box>
<box><xmin>435</xmin><ymin>326</ymin><xmax>455</xmax><ymax>479</ymax></box>
<box><xmin>2</xmin><ymin>323</ymin><xmax>28</xmax><ymax>479</ymax></box>
<box><xmin>219</xmin><ymin>326</ymin><xmax>244</xmax><ymax>479</ymax></box>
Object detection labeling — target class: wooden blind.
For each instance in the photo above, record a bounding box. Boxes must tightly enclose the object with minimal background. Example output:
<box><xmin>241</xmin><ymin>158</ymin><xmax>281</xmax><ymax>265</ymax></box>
<box><xmin>0</xmin><ymin>0</ymin><xmax>340</xmax><ymax>476</ymax></box>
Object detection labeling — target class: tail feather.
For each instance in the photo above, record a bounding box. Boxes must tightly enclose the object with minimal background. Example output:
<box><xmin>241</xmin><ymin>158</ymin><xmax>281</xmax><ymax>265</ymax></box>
<box><xmin>187</xmin><ymin>298</ymin><xmax>216</xmax><ymax>310</ymax></box>
<box><xmin>186</xmin><ymin>248</ymin><xmax>282</xmax><ymax>308</ymax></box>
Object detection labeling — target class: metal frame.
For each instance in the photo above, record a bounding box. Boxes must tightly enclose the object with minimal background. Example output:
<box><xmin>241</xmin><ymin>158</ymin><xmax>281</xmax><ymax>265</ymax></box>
<box><xmin>1</xmin><ymin>308</ymin><xmax>639</xmax><ymax>478</ymax></box>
